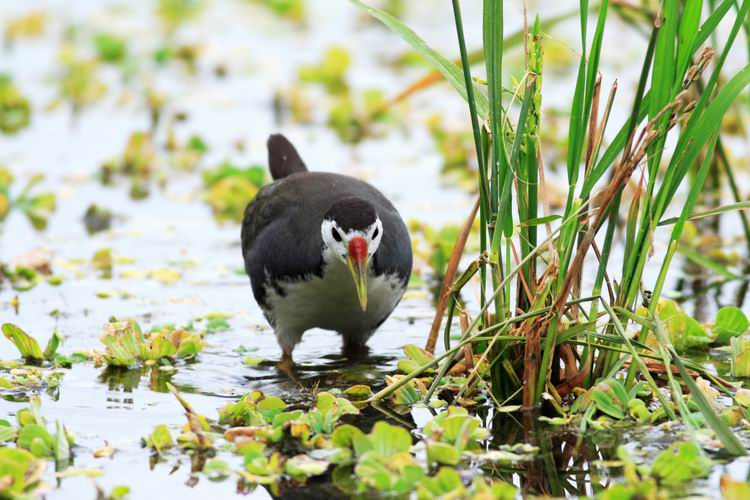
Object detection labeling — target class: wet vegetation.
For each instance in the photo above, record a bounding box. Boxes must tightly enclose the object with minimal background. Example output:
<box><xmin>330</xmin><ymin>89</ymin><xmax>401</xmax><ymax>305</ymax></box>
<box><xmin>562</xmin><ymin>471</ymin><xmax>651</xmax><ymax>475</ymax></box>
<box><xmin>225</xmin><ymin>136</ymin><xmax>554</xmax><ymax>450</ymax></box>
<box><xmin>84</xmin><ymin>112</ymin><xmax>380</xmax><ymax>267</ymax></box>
<box><xmin>3</xmin><ymin>0</ymin><xmax>750</xmax><ymax>498</ymax></box>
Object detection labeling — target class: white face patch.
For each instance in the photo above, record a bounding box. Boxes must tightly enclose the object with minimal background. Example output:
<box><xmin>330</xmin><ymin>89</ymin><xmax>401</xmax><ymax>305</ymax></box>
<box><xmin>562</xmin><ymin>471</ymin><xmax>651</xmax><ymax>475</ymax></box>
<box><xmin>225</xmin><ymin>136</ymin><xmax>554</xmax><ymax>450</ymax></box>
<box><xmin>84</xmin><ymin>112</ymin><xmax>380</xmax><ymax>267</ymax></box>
<box><xmin>321</xmin><ymin>217</ymin><xmax>383</xmax><ymax>264</ymax></box>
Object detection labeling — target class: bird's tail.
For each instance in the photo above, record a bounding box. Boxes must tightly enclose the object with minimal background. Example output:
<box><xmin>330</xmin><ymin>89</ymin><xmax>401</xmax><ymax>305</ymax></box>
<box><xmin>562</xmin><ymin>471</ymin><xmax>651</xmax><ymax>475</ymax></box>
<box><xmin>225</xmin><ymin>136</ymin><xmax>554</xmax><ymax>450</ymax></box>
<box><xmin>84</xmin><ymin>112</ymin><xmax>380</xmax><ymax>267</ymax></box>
<box><xmin>267</xmin><ymin>134</ymin><xmax>308</xmax><ymax>180</ymax></box>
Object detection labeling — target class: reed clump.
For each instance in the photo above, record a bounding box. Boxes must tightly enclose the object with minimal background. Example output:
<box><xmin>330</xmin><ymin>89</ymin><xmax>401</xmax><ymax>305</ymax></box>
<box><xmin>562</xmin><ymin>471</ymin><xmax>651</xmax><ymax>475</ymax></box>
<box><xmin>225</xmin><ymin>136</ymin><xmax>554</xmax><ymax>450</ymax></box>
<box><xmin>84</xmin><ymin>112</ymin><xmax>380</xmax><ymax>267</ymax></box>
<box><xmin>355</xmin><ymin>0</ymin><xmax>750</xmax><ymax>455</ymax></box>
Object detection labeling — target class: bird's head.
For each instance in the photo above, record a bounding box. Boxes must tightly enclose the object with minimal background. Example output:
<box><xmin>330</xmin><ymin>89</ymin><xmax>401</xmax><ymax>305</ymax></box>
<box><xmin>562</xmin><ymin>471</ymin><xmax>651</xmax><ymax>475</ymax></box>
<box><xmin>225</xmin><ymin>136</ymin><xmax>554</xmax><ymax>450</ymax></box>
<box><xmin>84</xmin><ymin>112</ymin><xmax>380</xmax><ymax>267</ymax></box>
<box><xmin>321</xmin><ymin>197</ymin><xmax>383</xmax><ymax>311</ymax></box>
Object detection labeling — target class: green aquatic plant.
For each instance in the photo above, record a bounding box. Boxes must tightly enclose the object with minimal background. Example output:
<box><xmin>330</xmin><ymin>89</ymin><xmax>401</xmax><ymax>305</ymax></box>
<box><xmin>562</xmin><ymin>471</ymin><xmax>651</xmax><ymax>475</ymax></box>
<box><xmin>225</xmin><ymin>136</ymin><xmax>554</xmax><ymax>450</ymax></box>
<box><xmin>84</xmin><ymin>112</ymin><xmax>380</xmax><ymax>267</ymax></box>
<box><xmin>145</xmin><ymin>424</ymin><xmax>174</xmax><ymax>454</ymax></box>
<box><xmin>731</xmin><ymin>336</ymin><xmax>750</xmax><ymax>378</ymax></box>
<box><xmin>651</xmin><ymin>441</ymin><xmax>712</xmax><ymax>485</ymax></box>
<box><xmin>0</xmin><ymin>447</ymin><xmax>46</xmax><ymax>497</ymax></box>
<box><xmin>2</xmin><ymin>323</ymin><xmax>63</xmax><ymax>365</ymax></box>
<box><xmin>712</xmin><ymin>306</ymin><xmax>749</xmax><ymax>345</ymax></box>
<box><xmin>641</xmin><ymin>298</ymin><xmax>711</xmax><ymax>353</ymax></box>
<box><xmin>327</xmin><ymin>88</ymin><xmax>395</xmax><ymax>143</ymax></box>
<box><xmin>416</xmin><ymin>467</ymin><xmax>516</xmax><ymax>500</ymax></box>
<box><xmin>422</xmin><ymin>407</ymin><xmax>489</xmax><ymax>466</ymax></box>
<box><xmin>93</xmin><ymin>33</ymin><xmax>128</xmax><ymax>64</ymax></box>
<box><xmin>13</xmin><ymin>399</ymin><xmax>73</xmax><ymax>465</ymax></box>
<box><xmin>248</xmin><ymin>0</ymin><xmax>306</xmax><ymax>22</ymax></box>
<box><xmin>98</xmin><ymin>320</ymin><xmax>205</xmax><ymax>368</ymax></box>
<box><xmin>352</xmin><ymin>0</ymin><xmax>750</xmax><ymax>458</ymax></box>
<box><xmin>0</xmin><ymin>75</ymin><xmax>31</xmax><ymax>134</ymax></box>
<box><xmin>203</xmin><ymin>162</ymin><xmax>266</xmax><ymax>222</ymax></box>
<box><xmin>3</xmin><ymin>11</ymin><xmax>46</xmax><ymax>47</ymax></box>
<box><xmin>298</xmin><ymin>46</ymin><xmax>351</xmax><ymax>96</ymax></box>
<box><xmin>157</xmin><ymin>0</ymin><xmax>204</xmax><ymax>33</ymax></box>
<box><xmin>427</xmin><ymin>114</ymin><xmax>477</xmax><ymax>190</ymax></box>
<box><xmin>52</xmin><ymin>48</ymin><xmax>106</xmax><ymax>114</ymax></box>
<box><xmin>332</xmin><ymin>421</ymin><xmax>422</xmax><ymax>495</ymax></box>
<box><xmin>0</xmin><ymin>167</ymin><xmax>56</xmax><ymax>233</ymax></box>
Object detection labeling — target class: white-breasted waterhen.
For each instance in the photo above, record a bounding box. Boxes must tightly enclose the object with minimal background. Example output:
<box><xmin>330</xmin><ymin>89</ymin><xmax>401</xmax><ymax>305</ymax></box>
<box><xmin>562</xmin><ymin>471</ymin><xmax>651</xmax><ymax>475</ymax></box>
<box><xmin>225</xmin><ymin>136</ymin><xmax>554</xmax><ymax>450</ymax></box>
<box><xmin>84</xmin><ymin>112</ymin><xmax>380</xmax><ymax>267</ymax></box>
<box><xmin>241</xmin><ymin>134</ymin><xmax>412</xmax><ymax>364</ymax></box>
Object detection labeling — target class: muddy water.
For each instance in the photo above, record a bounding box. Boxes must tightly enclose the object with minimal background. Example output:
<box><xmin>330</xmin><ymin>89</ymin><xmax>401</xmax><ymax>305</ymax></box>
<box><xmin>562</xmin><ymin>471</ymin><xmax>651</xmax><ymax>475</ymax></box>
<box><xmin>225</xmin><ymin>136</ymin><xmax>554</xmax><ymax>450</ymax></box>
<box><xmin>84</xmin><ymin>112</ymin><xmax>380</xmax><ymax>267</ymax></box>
<box><xmin>1</xmin><ymin>0</ymin><xmax>750</xmax><ymax>498</ymax></box>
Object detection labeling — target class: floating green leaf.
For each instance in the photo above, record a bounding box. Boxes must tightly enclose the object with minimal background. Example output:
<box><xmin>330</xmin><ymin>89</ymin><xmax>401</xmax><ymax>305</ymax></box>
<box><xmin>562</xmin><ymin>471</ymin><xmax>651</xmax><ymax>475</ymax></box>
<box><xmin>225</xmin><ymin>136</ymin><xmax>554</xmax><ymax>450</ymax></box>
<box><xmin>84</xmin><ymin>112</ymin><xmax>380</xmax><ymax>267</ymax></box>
<box><xmin>651</xmin><ymin>442</ymin><xmax>712</xmax><ymax>485</ymax></box>
<box><xmin>714</xmin><ymin>306</ymin><xmax>749</xmax><ymax>345</ymax></box>
<box><xmin>2</xmin><ymin>323</ymin><xmax>44</xmax><ymax>362</ymax></box>
<box><xmin>146</xmin><ymin>424</ymin><xmax>174</xmax><ymax>453</ymax></box>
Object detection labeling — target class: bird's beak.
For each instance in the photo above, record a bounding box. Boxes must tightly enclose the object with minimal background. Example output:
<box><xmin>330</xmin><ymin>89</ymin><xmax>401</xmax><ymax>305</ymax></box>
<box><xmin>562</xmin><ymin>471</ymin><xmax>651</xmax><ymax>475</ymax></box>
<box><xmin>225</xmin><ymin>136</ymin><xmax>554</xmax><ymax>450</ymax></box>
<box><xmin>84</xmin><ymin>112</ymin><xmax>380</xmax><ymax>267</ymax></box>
<box><xmin>347</xmin><ymin>237</ymin><xmax>369</xmax><ymax>311</ymax></box>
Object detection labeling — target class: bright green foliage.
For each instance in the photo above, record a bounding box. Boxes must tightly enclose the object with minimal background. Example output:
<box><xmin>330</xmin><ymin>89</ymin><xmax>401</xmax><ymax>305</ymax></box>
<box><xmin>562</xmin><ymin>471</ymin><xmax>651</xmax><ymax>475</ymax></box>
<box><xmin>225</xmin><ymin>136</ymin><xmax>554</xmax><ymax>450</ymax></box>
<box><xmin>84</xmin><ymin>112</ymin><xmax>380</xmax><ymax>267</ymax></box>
<box><xmin>219</xmin><ymin>390</ymin><xmax>291</xmax><ymax>429</ymax></box>
<box><xmin>416</xmin><ymin>467</ymin><xmax>516</xmax><ymax>500</ymax></box>
<box><xmin>202</xmin><ymin>459</ymin><xmax>231</xmax><ymax>481</ymax></box>
<box><xmin>713</xmin><ymin>307</ymin><xmax>749</xmax><ymax>345</ymax></box>
<box><xmin>94</xmin><ymin>33</ymin><xmax>128</xmax><ymax>64</ymax></box>
<box><xmin>589</xmin><ymin>378</ymin><xmax>648</xmax><ymax>421</ymax></box>
<box><xmin>0</xmin><ymin>447</ymin><xmax>46</xmax><ymax>497</ymax></box>
<box><xmin>284</xmin><ymin>455</ymin><xmax>330</xmax><ymax>480</ymax></box>
<box><xmin>644</xmin><ymin>299</ymin><xmax>711</xmax><ymax>352</ymax></box>
<box><xmin>397</xmin><ymin>344</ymin><xmax>436</xmax><ymax>375</ymax></box>
<box><xmin>0</xmin><ymin>75</ymin><xmax>31</xmax><ymax>134</ymax></box>
<box><xmin>426</xmin><ymin>116</ymin><xmax>476</xmax><ymax>191</ymax></box>
<box><xmin>0</xmin><ymin>167</ymin><xmax>56</xmax><ymax>231</ymax></box>
<box><xmin>146</xmin><ymin>424</ymin><xmax>174</xmax><ymax>453</ymax></box>
<box><xmin>330</xmin><ymin>421</ymin><xmax>420</xmax><ymax>494</ymax></box>
<box><xmin>305</xmin><ymin>391</ymin><xmax>359</xmax><ymax>435</ymax></box>
<box><xmin>651</xmin><ymin>442</ymin><xmax>712</xmax><ymax>485</ymax></box>
<box><xmin>239</xmin><ymin>449</ymin><xmax>283</xmax><ymax>484</ymax></box>
<box><xmin>203</xmin><ymin>162</ymin><xmax>266</xmax><ymax>222</ymax></box>
<box><xmin>157</xmin><ymin>0</ymin><xmax>203</xmax><ymax>32</ymax></box>
<box><xmin>385</xmin><ymin>374</ymin><xmax>426</xmax><ymax>405</ymax></box>
<box><xmin>13</xmin><ymin>400</ymin><xmax>73</xmax><ymax>464</ymax></box>
<box><xmin>298</xmin><ymin>46</ymin><xmax>350</xmax><ymax>95</ymax></box>
<box><xmin>99</xmin><ymin>320</ymin><xmax>205</xmax><ymax>367</ymax></box>
<box><xmin>422</xmin><ymin>407</ymin><xmax>489</xmax><ymax>465</ymax></box>
<box><xmin>54</xmin><ymin>49</ymin><xmax>107</xmax><ymax>113</ymax></box>
<box><xmin>731</xmin><ymin>336</ymin><xmax>750</xmax><ymax>378</ymax></box>
<box><xmin>2</xmin><ymin>323</ymin><xmax>62</xmax><ymax>363</ymax></box>
<box><xmin>250</xmin><ymin>0</ymin><xmax>305</xmax><ymax>22</ymax></box>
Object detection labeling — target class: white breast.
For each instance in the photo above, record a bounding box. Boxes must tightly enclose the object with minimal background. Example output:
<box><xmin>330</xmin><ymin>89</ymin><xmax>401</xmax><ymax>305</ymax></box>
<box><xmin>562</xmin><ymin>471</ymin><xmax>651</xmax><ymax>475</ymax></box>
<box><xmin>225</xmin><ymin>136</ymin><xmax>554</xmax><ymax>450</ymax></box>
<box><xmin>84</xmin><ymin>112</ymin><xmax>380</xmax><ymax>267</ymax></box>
<box><xmin>263</xmin><ymin>260</ymin><xmax>405</xmax><ymax>337</ymax></box>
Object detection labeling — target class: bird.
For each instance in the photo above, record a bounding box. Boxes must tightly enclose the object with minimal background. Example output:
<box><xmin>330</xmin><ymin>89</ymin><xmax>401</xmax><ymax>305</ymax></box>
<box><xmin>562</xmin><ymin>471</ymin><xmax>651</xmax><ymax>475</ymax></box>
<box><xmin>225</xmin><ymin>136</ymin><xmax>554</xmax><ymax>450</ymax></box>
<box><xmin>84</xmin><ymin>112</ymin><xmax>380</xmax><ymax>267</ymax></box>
<box><xmin>241</xmin><ymin>134</ymin><xmax>412</xmax><ymax>365</ymax></box>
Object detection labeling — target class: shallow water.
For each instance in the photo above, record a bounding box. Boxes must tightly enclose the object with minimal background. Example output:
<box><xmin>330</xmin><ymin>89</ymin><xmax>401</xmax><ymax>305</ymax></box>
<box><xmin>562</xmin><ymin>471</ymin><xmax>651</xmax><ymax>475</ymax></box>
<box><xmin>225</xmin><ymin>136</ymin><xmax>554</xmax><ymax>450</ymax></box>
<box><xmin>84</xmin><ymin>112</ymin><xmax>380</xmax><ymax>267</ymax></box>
<box><xmin>2</xmin><ymin>0</ymin><xmax>750</xmax><ymax>498</ymax></box>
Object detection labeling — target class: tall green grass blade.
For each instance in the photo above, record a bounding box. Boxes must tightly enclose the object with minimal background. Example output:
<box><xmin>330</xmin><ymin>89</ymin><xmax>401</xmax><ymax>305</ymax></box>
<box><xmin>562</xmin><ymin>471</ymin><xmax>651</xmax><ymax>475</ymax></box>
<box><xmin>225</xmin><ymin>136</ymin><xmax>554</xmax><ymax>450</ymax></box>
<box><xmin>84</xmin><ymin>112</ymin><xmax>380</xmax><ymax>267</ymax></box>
<box><xmin>658</xmin><ymin>200</ymin><xmax>750</xmax><ymax>226</ymax></box>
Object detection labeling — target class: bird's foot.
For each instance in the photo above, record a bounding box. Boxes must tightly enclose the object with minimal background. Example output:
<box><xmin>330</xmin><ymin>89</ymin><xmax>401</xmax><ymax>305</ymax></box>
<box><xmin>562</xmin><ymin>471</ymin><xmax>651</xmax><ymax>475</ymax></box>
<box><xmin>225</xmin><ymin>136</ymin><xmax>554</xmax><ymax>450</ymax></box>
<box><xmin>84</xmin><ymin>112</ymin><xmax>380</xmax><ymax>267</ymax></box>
<box><xmin>277</xmin><ymin>352</ymin><xmax>295</xmax><ymax>376</ymax></box>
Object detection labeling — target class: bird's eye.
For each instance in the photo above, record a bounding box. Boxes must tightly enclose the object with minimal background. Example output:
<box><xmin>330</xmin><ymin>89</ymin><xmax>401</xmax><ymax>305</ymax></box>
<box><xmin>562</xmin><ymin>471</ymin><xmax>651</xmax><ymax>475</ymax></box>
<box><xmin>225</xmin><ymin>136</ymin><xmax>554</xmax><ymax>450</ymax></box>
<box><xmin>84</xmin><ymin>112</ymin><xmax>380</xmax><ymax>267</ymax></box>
<box><xmin>332</xmin><ymin>228</ymin><xmax>342</xmax><ymax>242</ymax></box>
<box><xmin>372</xmin><ymin>227</ymin><xmax>379</xmax><ymax>239</ymax></box>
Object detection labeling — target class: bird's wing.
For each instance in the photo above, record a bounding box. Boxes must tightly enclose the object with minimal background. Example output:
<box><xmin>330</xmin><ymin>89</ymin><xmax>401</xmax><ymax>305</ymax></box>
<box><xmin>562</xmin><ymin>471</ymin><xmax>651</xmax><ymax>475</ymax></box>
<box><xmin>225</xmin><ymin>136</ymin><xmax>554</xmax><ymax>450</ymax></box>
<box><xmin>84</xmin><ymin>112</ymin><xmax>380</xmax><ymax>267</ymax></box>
<box><xmin>267</xmin><ymin>134</ymin><xmax>308</xmax><ymax>180</ymax></box>
<box><xmin>241</xmin><ymin>177</ymin><xmax>325</xmax><ymax>306</ymax></box>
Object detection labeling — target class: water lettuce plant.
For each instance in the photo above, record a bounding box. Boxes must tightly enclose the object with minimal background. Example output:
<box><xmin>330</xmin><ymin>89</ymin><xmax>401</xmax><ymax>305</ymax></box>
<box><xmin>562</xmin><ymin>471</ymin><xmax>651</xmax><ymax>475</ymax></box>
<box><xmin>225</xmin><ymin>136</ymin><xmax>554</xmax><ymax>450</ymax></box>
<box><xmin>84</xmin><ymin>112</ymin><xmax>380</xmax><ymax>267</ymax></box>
<box><xmin>203</xmin><ymin>162</ymin><xmax>266</xmax><ymax>222</ymax></box>
<box><xmin>2</xmin><ymin>323</ymin><xmax>62</xmax><ymax>365</ymax></box>
<box><xmin>98</xmin><ymin>320</ymin><xmax>205</xmax><ymax>368</ymax></box>
<box><xmin>0</xmin><ymin>447</ymin><xmax>46</xmax><ymax>497</ymax></box>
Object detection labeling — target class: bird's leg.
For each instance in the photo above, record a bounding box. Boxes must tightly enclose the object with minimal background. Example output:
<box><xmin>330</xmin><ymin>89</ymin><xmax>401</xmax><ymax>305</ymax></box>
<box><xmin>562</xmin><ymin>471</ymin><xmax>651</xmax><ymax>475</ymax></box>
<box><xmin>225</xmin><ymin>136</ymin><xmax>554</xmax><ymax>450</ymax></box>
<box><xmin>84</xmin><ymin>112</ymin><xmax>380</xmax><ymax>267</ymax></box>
<box><xmin>275</xmin><ymin>328</ymin><xmax>302</xmax><ymax>374</ymax></box>
<box><xmin>341</xmin><ymin>331</ymin><xmax>371</xmax><ymax>359</ymax></box>
<box><xmin>277</xmin><ymin>350</ymin><xmax>295</xmax><ymax>375</ymax></box>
